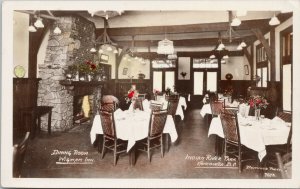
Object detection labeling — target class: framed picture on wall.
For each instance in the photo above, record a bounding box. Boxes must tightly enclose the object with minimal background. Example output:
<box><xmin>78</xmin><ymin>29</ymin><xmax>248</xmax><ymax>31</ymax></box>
<box><xmin>100</xmin><ymin>54</ymin><xmax>109</xmax><ymax>63</ymax></box>
<box><xmin>244</xmin><ymin>65</ymin><xmax>249</xmax><ymax>75</ymax></box>
<box><xmin>123</xmin><ymin>68</ymin><xmax>128</xmax><ymax>75</ymax></box>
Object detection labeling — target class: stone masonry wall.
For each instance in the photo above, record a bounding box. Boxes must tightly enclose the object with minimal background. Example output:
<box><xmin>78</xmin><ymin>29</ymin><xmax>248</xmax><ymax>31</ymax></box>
<box><xmin>38</xmin><ymin>16</ymin><xmax>95</xmax><ymax>131</ymax></box>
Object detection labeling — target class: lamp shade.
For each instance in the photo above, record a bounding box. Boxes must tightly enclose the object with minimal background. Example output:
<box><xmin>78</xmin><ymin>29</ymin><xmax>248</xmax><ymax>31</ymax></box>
<box><xmin>106</xmin><ymin>45</ymin><xmax>113</xmax><ymax>51</ymax></box>
<box><xmin>90</xmin><ymin>47</ymin><xmax>97</xmax><ymax>53</ymax></box>
<box><xmin>54</xmin><ymin>26</ymin><xmax>62</xmax><ymax>34</ymax></box>
<box><xmin>157</xmin><ymin>38</ymin><xmax>174</xmax><ymax>55</ymax></box>
<box><xmin>269</xmin><ymin>15</ymin><xmax>280</xmax><ymax>26</ymax></box>
<box><xmin>209</xmin><ymin>54</ymin><xmax>216</xmax><ymax>59</ymax></box>
<box><xmin>223</xmin><ymin>55</ymin><xmax>229</xmax><ymax>59</ymax></box>
<box><xmin>240</xmin><ymin>41</ymin><xmax>247</xmax><ymax>47</ymax></box>
<box><xmin>34</xmin><ymin>18</ymin><xmax>44</xmax><ymax>28</ymax></box>
<box><xmin>231</xmin><ymin>17</ymin><xmax>241</xmax><ymax>26</ymax></box>
<box><xmin>237</xmin><ymin>44</ymin><xmax>243</xmax><ymax>50</ymax></box>
<box><xmin>28</xmin><ymin>25</ymin><xmax>37</xmax><ymax>32</ymax></box>
<box><xmin>217</xmin><ymin>43</ymin><xmax>225</xmax><ymax>51</ymax></box>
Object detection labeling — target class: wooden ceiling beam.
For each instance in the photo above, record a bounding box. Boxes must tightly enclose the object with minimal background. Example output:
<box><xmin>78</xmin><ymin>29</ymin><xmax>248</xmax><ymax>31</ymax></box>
<box><xmin>96</xmin><ymin>19</ymin><xmax>271</xmax><ymax>37</ymax></box>
<box><xmin>115</xmin><ymin>36</ymin><xmax>257</xmax><ymax>48</ymax></box>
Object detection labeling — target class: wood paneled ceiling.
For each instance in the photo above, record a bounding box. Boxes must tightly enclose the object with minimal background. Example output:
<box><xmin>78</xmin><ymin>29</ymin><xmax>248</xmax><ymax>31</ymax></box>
<box><xmin>54</xmin><ymin>11</ymin><xmax>292</xmax><ymax>51</ymax></box>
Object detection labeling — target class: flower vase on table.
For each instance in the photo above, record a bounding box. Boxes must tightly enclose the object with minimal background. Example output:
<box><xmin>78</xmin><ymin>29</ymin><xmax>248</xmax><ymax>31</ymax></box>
<box><xmin>254</xmin><ymin>108</ymin><xmax>261</xmax><ymax>120</ymax></box>
<box><xmin>248</xmin><ymin>95</ymin><xmax>268</xmax><ymax>121</ymax></box>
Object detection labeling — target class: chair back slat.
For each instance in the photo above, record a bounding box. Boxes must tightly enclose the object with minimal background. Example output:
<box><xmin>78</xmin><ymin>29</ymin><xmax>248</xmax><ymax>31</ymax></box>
<box><xmin>220</xmin><ymin>111</ymin><xmax>240</xmax><ymax>144</ymax></box>
<box><xmin>277</xmin><ymin>111</ymin><xmax>292</xmax><ymax>123</ymax></box>
<box><xmin>100</xmin><ymin>102</ymin><xmax>116</xmax><ymax>113</ymax></box>
<box><xmin>210</xmin><ymin>101</ymin><xmax>223</xmax><ymax>116</ymax></box>
<box><xmin>165</xmin><ymin>94</ymin><xmax>179</xmax><ymax>101</ymax></box>
<box><xmin>133</xmin><ymin>98</ymin><xmax>144</xmax><ymax>111</ymax></box>
<box><xmin>138</xmin><ymin>94</ymin><xmax>147</xmax><ymax>101</ymax></box>
<box><xmin>167</xmin><ymin>98</ymin><xmax>179</xmax><ymax>116</ymax></box>
<box><xmin>99</xmin><ymin>110</ymin><xmax>116</xmax><ymax>138</ymax></box>
<box><xmin>149</xmin><ymin>110</ymin><xmax>168</xmax><ymax>137</ymax></box>
<box><xmin>13</xmin><ymin>132</ymin><xmax>30</xmax><ymax>177</ymax></box>
<box><xmin>150</xmin><ymin>102</ymin><xmax>163</xmax><ymax>112</ymax></box>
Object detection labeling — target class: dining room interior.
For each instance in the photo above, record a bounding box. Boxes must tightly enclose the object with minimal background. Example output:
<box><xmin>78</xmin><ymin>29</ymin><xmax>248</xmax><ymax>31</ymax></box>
<box><xmin>10</xmin><ymin>8</ymin><xmax>295</xmax><ymax>180</ymax></box>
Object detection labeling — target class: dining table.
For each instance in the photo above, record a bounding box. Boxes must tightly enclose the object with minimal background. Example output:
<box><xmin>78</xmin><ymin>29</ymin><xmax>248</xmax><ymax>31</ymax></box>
<box><xmin>90</xmin><ymin>107</ymin><xmax>178</xmax><ymax>165</ymax></box>
<box><xmin>133</xmin><ymin>97</ymin><xmax>187</xmax><ymax>120</ymax></box>
<box><xmin>208</xmin><ymin>114</ymin><xmax>291</xmax><ymax>161</ymax></box>
<box><xmin>200</xmin><ymin>97</ymin><xmax>239</xmax><ymax>117</ymax></box>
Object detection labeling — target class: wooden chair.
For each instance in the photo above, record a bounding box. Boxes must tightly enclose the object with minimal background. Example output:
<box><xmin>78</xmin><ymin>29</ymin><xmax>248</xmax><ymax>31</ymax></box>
<box><xmin>165</xmin><ymin>97</ymin><xmax>180</xmax><ymax>152</ymax></box>
<box><xmin>13</xmin><ymin>132</ymin><xmax>30</xmax><ymax>177</ymax></box>
<box><xmin>210</xmin><ymin>100</ymin><xmax>224</xmax><ymax>117</ymax></box>
<box><xmin>264</xmin><ymin>111</ymin><xmax>292</xmax><ymax>167</ymax></box>
<box><xmin>99</xmin><ymin>110</ymin><xmax>127</xmax><ymax>166</ymax></box>
<box><xmin>150</xmin><ymin>102</ymin><xmax>163</xmax><ymax>112</ymax></box>
<box><xmin>220</xmin><ymin>111</ymin><xmax>257</xmax><ymax>173</ymax></box>
<box><xmin>276</xmin><ymin>152</ymin><xmax>292</xmax><ymax>179</ymax></box>
<box><xmin>167</xmin><ymin>98</ymin><xmax>179</xmax><ymax>119</ymax></box>
<box><xmin>165</xmin><ymin>94</ymin><xmax>179</xmax><ymax>101</ymax></box>
<box><xmin>133</xmin><ymin>98</ymin><xmax>144</xmax><ymax>111</ymax></box>
<box><xmin>137</xmin><ymin>110</ymin><xmax>168</xmax><ymax>162</ymax></box>
<box><xmin>138</xmin><ymin>93</ymin><xmax>147</xmax><ymax>101</ymax></box>
<box><xmin>99</xmin><ymin>102</ymin><xmax>117</xmax><ymax>113</ymax></box>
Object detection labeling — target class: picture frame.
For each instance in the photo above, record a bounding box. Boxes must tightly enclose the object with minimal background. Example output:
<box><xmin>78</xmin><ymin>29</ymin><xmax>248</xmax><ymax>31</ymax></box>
<box><xmin>244</xmin><ymin>65</ymin><xmax>249</xmax><ymax>75</ymax></box>
<box><xmin>122</xmin><ymin>68</ymin><xmax>128</xmax><ymax>75</ymax></box>
<box><xmin>100</xmin><ymin>54</ymin><xmax>109</xmax><ymax>63</ymax></box>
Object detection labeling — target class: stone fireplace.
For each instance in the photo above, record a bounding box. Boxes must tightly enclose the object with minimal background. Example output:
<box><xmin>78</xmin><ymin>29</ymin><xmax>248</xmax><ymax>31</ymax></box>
<box><xmin>37</xmin><ymin>15</ymin><xmax>97</xmax><ymax>132</ymax></box>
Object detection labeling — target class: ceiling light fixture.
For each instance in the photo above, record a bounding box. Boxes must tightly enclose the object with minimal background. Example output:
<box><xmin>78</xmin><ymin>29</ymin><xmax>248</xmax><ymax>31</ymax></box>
<box><xmin>231</xmin><ymin>16</ymin><xmax>241</xmax><ymax>27</ymax></box>
<box><xmin>237</xmin><ymin>44</ymin><xmax>243</xmax><ymax>50</ymax></box>
<box><xmin>90</xmin><ymin>47</ymin><xmax>97</xmax><ymax>53</ymax></box>
<box><xmin>87</xmin><ymin>10</ymin><xmax>123</xmax><ymax>20</ymax></box>
<box><xmin>269</xmin><ymin>13</ymin><xmax>280</xmax><ymax>26</ymax></box>
<box><xmin>113</xmin><ymin>48</ymin><xmax>118</xmax><ymax>54</ymax></box>
<box><xmin>240</xmin><ymin>41</ymin><xmax>247</xmax><ymax>47</ymax></box>
<box><xmin>92</xmin><ymin>18</ymin><xmax>118</xmax><ymax>53</ymax></box>
<box><xmin>223</xmin><ymin>55</ymin><xmax>229</xmax><ymax>59</ymax></box>
<box><xmin>34</xmin><ymin>17</ymin><xmax>44</xmax><ymax>28</ymax></box>
<box><xmin>28</xmin><ymin>25</ymin><xmax>37</xmax><ymax>32</ymax></box>
<box><xmin>54</xmin><ymin>26</ymin><xmax>62</xmax><ymax>34</ymax></box>
<box><xmin>157</xmin><ymin>26</ymin><xmax>174</xmax><ymax>55</ymax></box>
<box><xmin>209</xmin><ymin>54</ymin><xmax>216</xmax><ymax>59</ymax></box>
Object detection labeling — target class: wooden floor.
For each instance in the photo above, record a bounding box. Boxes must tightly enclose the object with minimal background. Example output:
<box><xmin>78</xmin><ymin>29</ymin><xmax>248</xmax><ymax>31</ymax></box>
<box><xmin>21</xmin><ymin>109</ymin><xmax>280</xmax><ymax>179</ymax></box>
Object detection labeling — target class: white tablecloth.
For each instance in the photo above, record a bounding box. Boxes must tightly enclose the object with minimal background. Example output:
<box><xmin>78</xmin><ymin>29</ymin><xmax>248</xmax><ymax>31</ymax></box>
<box><xmin>208</xmin><ymin>114</ymin><xmax>291</xmax><ymax>161</ymax></box>
<box><xmin>131</xmin><ymin>97</ymin><xmax>187</xmax><ymax>120</ymax></box>
<box><xmin>200</xmin><ymin>100</ymin><xmax>239</xmax><ymax>117</ymax></box>
<box><xmin>200</xmin><ymin>104</ymin><xmax>212</xmax><ymax>117</ymax></box>
<box><xmin>90</xmin><ymin>109</ymin><xmax>178</xmax><ymax>152</ymax></box>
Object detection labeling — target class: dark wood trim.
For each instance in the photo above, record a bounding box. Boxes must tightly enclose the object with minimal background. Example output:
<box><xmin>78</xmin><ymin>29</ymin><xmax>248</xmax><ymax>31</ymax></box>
<box><xmin>115</xmin><ymin>47</ymin><xmax>129</xmax><ymax>80</ymax></box>
<box><xmin>28</xmin><ymin>15</ymin><xmax>52</xmax><ymax>78</ymax></box>
<box><xmin>270</xmin><ymin>28</ymin><xmax>276</xmax><ymax>81</ymax></box>
<box><xmin>280</xmin><ymin>25</ymin><xmax>293</xmax><ymax>110</ymax></box>
<box><xmin>115</xmin><ymin>36</ymin><xmax>256</xmax><ymax>48</ymax></box>
<box><xmin>243</xmin><ymin>47</ymin><xmax>253</xmax><ymax>80</ymax></box>
<box><xmin>96</xmin><ymin>19</ymin><xmax>271</xmax><ymax>37</ymax></box>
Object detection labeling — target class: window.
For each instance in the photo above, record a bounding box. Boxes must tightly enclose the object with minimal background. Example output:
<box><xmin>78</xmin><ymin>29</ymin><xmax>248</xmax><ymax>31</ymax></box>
<box><xmin>152</xmin><ymin>59</ymin><xmax>176</xmax><ymax>68</ymax></box>
<box><xmin>256</xmin><ymin>43</ymin><xmax>268</xmax><ymax>88</ymax></box>
<box><xmin>165</xmin><ymin>71</ymin><xmax>175</xmax><ymax>90</ymax></box>
<box><xmin>153</xmin><ymin>71</ymin><xmax>162</xmax><ymax>91</ymax></box>
<box><xmin>194</xmin><ymin>72</ymin><xmax>204</xmax><ymax>95</ymax></box>
<box><xmin>193</xmin><ymin>58</ymin><xmax>218</xmax><ymax>69</ymax></box>
<box><xmin>282</xmin><ymin>31</ymin><xmax>292</xmax><ymax>111</ymax></box>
